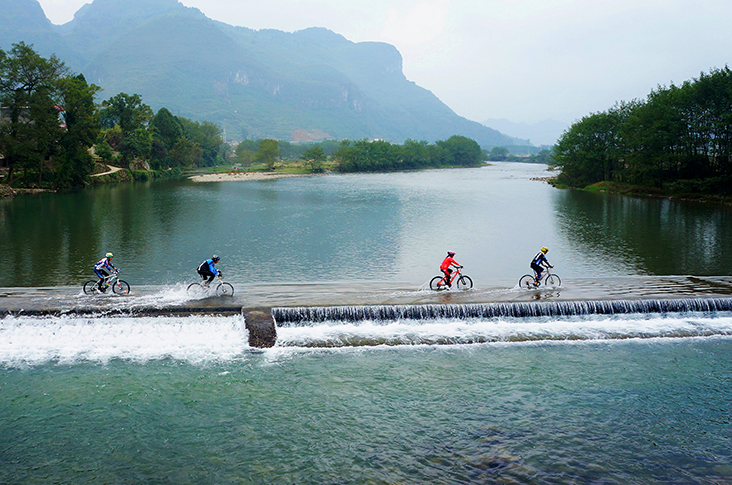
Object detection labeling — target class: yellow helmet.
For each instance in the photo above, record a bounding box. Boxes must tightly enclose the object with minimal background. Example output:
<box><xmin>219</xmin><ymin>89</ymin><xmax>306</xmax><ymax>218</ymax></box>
<box><xmin>541</xmin><ymin>247</ymin><xmax>548</xmax><ymax>254</ymax></box>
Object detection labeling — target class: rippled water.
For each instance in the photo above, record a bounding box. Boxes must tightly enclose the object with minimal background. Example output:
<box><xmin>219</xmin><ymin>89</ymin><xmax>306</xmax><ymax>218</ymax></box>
<box><xmin>2</xmin><ymin>312</ymin><xmax>732</xmax><ymax>484</ymax></box>
<box><xmin>3</xmin><ymin>164</ymin><xmax>732</xmax><ymax>483</ymax></box>
<box><xmin>3</xmin><ymin>163</ymin><xmax>732</xmax><ymax>289</ymax></box>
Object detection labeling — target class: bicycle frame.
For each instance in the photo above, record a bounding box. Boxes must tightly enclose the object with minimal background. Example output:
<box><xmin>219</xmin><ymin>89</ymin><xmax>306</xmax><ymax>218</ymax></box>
<box><xmin>187</xmin><ymin>275</ymin><xmax>235</xmax><ymax>296</ymax></box>
<box><xmin>429</xmin><ymin>266</ymin><xmax>473</xmax><ymax>291</ymax></box>
<box><xmin>533</xmin><ymin>266</ymin><xmax>554</xmax><ymax>284</ymax></box>
<box><xmin>84</xmin><ymin>270</ymin><xmax>130</xmax><ymax>295</ymax></box>
<box><xmin>439</xmin><ymin>266</ymin><xmax>463</xmax><ymax>286</ymax></box>
<box><xmin>98</xmin><ymin>272</ymin><xmax>120</xmax><ymax>287</ymax></box>
<box><xmin>518</xmin><ymin>266</ymin><xmax>561</xmax><ymax>290</ymax></box>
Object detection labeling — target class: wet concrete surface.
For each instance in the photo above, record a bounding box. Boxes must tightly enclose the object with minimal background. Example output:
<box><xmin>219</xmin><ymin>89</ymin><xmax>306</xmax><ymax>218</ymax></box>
<box><xmin>2</xmin><ymin>276</ymin><xmax>732</xmax><ymax>316</ymax></box>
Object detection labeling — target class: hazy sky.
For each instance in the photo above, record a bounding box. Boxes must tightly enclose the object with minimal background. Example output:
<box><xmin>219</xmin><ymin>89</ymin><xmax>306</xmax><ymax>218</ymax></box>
<box><xmin>36</xmin><ymin>0</ymin><xmax>732</xmax><ymax>126</ymax></box>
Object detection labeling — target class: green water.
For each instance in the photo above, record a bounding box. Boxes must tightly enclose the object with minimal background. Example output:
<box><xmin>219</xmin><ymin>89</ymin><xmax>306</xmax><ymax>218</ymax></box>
<box><xmin>3</xmin><ymin>163</ymin><xmax>732</xmax><ymax>484</ymax></box>
<box><xmin>2</xmin><ymin>163</ymin><xmax>731</xmax><ymax>289</ymax></box>
<box><xmin>2</xmin><ymin>336</ymin><xmax>731</xmax><ymax>484</ymax></box>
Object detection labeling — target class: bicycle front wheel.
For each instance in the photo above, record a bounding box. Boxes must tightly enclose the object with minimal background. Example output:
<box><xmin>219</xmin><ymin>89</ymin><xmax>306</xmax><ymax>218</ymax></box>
<box><xmin>216</xmin><ymin>282</ymin><xmax>234</xmax><ymax>296</ymax></box>
<box><xmin>430</xmin><ymin>276</ymin><xmax>446</xmax><ymax>291</ymax></box>
<box><xmin>545</xmin><ymin>274</ymin><xmax>561</xmax><ymax>289</ymax></box>
<box><xmin>518</xmin><ymin>275</ymin><xmax>537</xmax><ymax>289</ymax></box>
<box><xmin>457</xmin><ymin>275</ymin><xmax>473</xmax><ymax>290</ymax></box>
<box><xmin>112</xmin><ymin>280</ymin><xmax>131</xmax><ymax>295</ymax></box>
<box><xmin>83</xmin><ymin>280</ymin><xmax>100</xmax><ymax>295</ymax></box>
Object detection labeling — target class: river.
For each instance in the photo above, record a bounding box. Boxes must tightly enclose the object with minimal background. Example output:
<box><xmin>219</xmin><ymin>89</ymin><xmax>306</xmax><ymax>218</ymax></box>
<box><xmin>1</xmin><ymin>163</ymin><xmax>731</xmax><ymax>484</ymax></box>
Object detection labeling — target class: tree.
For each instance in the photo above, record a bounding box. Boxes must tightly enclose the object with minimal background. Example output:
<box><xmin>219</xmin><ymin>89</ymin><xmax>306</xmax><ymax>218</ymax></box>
<box><xmin>400</xmin><ymin>139</ymin><xmax>429</xmax><ymax>169</ymax></box>
<box><xmin>436</xmin><ymin>135</ymin><xmax>483</xmax><ymax>167</ymax></box>
<box><xmin>488</xmin><ymin>146</ymin><xmax>509</xmax><ymax>161</ymax></box>
<box><xmin>56</xmin><ymin>74</ymin><xmax>101</xmax><ymax>188</ymax></box>
<box><xmin>300</xmin><ymin>146</ymin><xmax>327</xmax><ymax>172</ymax></box>
<box><xmin>100</xmin><ymin>93</ymin><xmax>152</xmax><ymax>135</ymax></box>
<box><xmin>100</xmin><ymin>93</ymin><xmax>153</xmax><ymax>164</ymax></box>
<box><xmin>235</xmin><ymin>140</ymin><xmax>257</xmax><ymax>166</ymax></box>
<box><xmin>0</xmin><ymin>42</ymin><xmax>68</xmax><ymax>183</ymax></box>
<box><xmin>255</xmin><ymin>139</ymin><xmax>279</xmax><ymax>169</ymax></box>
<box><xmin>149</xmin><ymin>107</ymin><xmax>183</xmax><ymax>168</ymax></box>
<box><xmin>94</xmin><ymin>139</ymin><xmax>115</xmax><ymax>164</ymax></box>
<box><xmin>178</xmin><ymin>118</ymin><xmax>223</xmax><ymax>166</ymax></box>
<box><xmin>169</xmin><ymin>137</ymin><xmax>202</xmax><ymax>166</ymax></box>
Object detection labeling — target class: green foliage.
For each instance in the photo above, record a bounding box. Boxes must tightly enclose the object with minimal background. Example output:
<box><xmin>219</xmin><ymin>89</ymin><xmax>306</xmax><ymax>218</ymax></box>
<box><xmin>332</xmin><ymin>135</ymin><xmax>484</xmax><ymax>173</ymax></box>
<box><xmin>300</xmin><ymin>146</ymin><xmax>327</xmax><ymax>172</ymax></box>
<box><xmin>100</xmin><ymin>93</ymin><xmax>152</xmax><ymax>134</ymax></box>
<box><xmin>94</xmin><ymin>139</ymin><xmax>114</xmax><ymax>163</ymax></box>
<box><xmin>1</xmin><ymin>44</ymin><xmax>225</xmax><ymax>189</ymax></box>
<box><xmin>487</xmin><ymin>147</ymin><xmax>509</xmax><ymax>161</ymax></box>
<box><xmin>255</xmin><ymin>139</ymin><xmax>279</xmax><ymax>170</ymax></box>
<box><xmin>55</xmin><ymin>74</ymin><xmax>101</xmax><ymax>188</ymax></box>
<box><xmin>0</xmin><ymin>42</ymin><xmax>68</xmax><ymax>184</ymax></box>
<box><xmin>552</xmin><ymin>67</ymin><xmax>732</xmax><ymax>195</ymax></box>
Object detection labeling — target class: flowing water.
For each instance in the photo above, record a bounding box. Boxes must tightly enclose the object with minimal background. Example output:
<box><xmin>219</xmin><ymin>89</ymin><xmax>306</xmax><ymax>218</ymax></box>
<box><xmin>2</xmin><ymin>163</ymin><xmax>732</xmax><ymax>483</ymax></box>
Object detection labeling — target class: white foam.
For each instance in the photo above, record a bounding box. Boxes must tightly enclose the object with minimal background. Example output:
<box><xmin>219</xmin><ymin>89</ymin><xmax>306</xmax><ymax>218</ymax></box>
<box><xmin>275</xmin><ymin>313</ymin><xmax>732</xmax><ymax>348</ymax></box>
<box><xmin>0</xmin><ymin>314</ymin><xmax>248</xmax><ymax>366</ymax></box>
<box><xmin>3</xmin><ymin>313</ymin><xmax>732</xmax><ymax>366</ymax></box>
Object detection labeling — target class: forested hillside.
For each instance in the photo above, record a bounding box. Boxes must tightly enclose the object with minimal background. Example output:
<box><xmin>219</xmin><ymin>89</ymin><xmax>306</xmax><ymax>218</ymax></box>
<box><xmin>0</xmin><ymin>0</ymin><xmax>520</xmax><ymax>147</ymax></box>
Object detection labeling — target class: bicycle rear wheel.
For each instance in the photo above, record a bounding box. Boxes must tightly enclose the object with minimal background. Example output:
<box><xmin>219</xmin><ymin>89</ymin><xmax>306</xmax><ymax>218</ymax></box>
<box><xmin>518</xmin><ymin>275</ymin><xmax>538</xmax><ymax>289</ymax></box>
<box><xmin>83</xmin><ymin>280</ymin><xmax>100</xmax><ymax>295</ymax></box>
<box><xmin>216</xmin><ymin>282</ymin><xmax>234</xmax><ymax>296</ymax></box>
<box><xmin>187</xmin><ymin>282</ymin><xmax>207</xmax><ymax>298</ymax></box>
<box><xmin>430</xmin><ymin>276</ymin><xmax>446</xmax><ymax>290</ymax></box>
<box><xmin>457</xmin><ymin>275</ymin><xmax>473</xmax><ymax>290</ymax></box>
<box><xmin>112</xmin><ymin>280</ymin><xmax>131</xmax><ymax>295</ymax></box>
<box><xmin>545</xmin><ymin>274</ymin><xmax>561</xmax><ymax>288</ymax></box>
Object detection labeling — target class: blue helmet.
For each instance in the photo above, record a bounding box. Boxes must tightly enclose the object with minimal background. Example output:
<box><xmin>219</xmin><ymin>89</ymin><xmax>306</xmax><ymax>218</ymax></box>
<box><xmin>212</xmin><ymin>254</ymin><xmax>220</xmax><ymax>261</ymax></box>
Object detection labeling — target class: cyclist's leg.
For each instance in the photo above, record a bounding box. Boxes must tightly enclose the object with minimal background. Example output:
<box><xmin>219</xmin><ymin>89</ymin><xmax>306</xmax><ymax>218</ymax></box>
<box><xmin>443</xmin><ymin>269</ymin><xmax>453</xmax><ymax>287</ymax></box>
<box><xmin>530</xmin><ymin>263</ymin><xmax>543</xmax><ymax>284</ymax></box>
<box><xmin>198</xmin><ymin>269</ymin><xmax>214</xmax><ymax>286</ymax></box>
<box><xmin>95</xmin><ymin>269</ymin><xmax>108</xmax><ymax>290</ymax></box>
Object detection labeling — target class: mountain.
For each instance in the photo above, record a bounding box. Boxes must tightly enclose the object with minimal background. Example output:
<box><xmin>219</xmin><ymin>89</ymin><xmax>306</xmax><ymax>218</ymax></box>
<box><xmin>481</xmin><ymin>118</ymin><xmax>569</xmax><ymax>147</ymax></box>
<box><xmin>0</xmin><ymin>0</ymin><xmax>83</xmax><ymax>67</ymax></box>
<box><xmin>1</xmin><ymin>0</ymin><xmax>519</xmax><ymax>146</ymax></box>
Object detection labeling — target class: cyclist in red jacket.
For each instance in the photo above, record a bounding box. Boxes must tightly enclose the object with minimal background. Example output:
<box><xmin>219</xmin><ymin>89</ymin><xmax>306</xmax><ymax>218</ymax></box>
<box><xmin>440</xmin><ymin>251</ymin><xmax>461</xmax><ymax>288</ymax></box>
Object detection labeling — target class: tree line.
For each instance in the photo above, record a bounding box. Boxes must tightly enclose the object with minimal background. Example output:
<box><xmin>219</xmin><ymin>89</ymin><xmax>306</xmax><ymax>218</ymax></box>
<box><xmin>232</xmin><ymin>134</ymin><xmax>485</xmax><ymax>174</ymax></box>
<box><xmin>551</xmin><ymin>66</ymin><xmax>732</xmax><ymax>195</ymax></box>
<box><xmin>331</xmin><ymin>136</ymin><xmax>484</xmax><ymax>172</ymax></box>
<box><xmin>1</xmin><ymin>43</ymin><xmax>226</xmax><ymax>189</ymax></box>
<box><xmin>2</xmin><ymin>43</ymin><xmax>487</xmax><ymax>188</ymax></box>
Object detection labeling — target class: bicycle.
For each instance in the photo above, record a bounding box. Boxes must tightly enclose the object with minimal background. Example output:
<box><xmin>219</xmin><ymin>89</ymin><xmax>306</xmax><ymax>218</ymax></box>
<box><xmin>83</xmin><ymin>271</ymin><xmax>131</xmax><ymax>295</ymax></box>
<box><xmin>187</xmin><ymin>275</ymin><xmax>235</xmax><ymax>297</ymax></box>
<box><xmin>518</xmin><ymin>267</ymin><xmax>561</xmax><ymax>290</ymax></box>
<box><xmin>430</xmin><ymin>266</ymin><xmax>473</xmax><ymax>290</ymax></box>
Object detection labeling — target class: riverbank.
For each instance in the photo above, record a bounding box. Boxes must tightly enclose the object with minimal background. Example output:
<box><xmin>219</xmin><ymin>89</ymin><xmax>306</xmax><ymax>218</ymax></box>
<box><xmin>549</xmin><ymin>179</ymin><xmax>732</xmax><ymax>205</ymax></box>
<box><xmin>188</xmin><ymin>171</ymin><xmax>312</xmax><ymax>183</ymax></box>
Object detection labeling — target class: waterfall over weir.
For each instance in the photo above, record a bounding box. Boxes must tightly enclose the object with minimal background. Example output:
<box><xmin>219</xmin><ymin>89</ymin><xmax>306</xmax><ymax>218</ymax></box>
<box><xmin>272</xmin><ymin>297</ymin><xmax>732</xmax><ymax>325</ymax></box>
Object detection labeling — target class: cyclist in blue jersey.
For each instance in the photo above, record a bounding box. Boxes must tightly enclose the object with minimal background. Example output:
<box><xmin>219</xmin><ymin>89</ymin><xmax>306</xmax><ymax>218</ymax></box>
<box><xmin>94</xmin><ymin>252</ymin><xmax>118</xmax><ymax>292</ymax></box>
<box><xmin>197</xmin><ymin>255</ymin><xmax>221</xmax><ymax>286</ymax></box>
<box><xmin>531</xmin><ymin>247</ymin><xmax>553</xmax><ymax>284</ymax></box>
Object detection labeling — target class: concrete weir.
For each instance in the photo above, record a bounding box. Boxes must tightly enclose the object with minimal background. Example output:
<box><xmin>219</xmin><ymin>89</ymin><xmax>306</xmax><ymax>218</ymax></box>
<box><xmin>242</xmin><ymin>308</ymin><xmax>277</xmax><ymax>348</ymax></box>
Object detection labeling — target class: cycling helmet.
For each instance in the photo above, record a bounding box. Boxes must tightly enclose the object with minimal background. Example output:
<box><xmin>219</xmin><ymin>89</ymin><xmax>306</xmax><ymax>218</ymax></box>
<box><xmin>106</xmin><ymin>252</ymin><xmax>113</xmax><ymax>258</ymax></box>
<box><xmin>212</xmin><ymin>254</ymin><xmax>220</xmax><ymax>261</ymax></box>
<box><xmin>447</xmin><ymin>251</ymin><xmax>456</xmax><ymax>257</ymax></box>
<box><xmin>541</xmin><ymin>247</ymin><xmax>548</xmax><ymax>254</ymax></box>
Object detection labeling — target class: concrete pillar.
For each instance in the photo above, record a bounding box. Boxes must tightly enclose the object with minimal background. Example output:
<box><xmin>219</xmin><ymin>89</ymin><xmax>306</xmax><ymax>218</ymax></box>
<box><xmin>243</xmin><ymin>308</ymin><xmax>277</xmax><ymax>348</ymax></box>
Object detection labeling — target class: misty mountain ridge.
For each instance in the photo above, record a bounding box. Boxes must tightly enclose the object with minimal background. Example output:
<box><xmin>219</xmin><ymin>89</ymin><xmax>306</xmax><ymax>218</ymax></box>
<box><xmin>481</xmin><ymin>118</ymin><xmax>568</xmax><ymax>147</ymax></box>
<box><xmin>1</xmin><ymin>0</ymin><xmax>525</xmax><ymax>146</ymax></box>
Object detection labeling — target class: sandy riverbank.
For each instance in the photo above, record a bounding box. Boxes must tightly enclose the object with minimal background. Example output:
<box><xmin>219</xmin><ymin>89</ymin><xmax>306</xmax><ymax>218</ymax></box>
<box><xmin>189</xmin><ymin>171</ymin><xmax>310</xmax><ymax>183</ymax></box>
